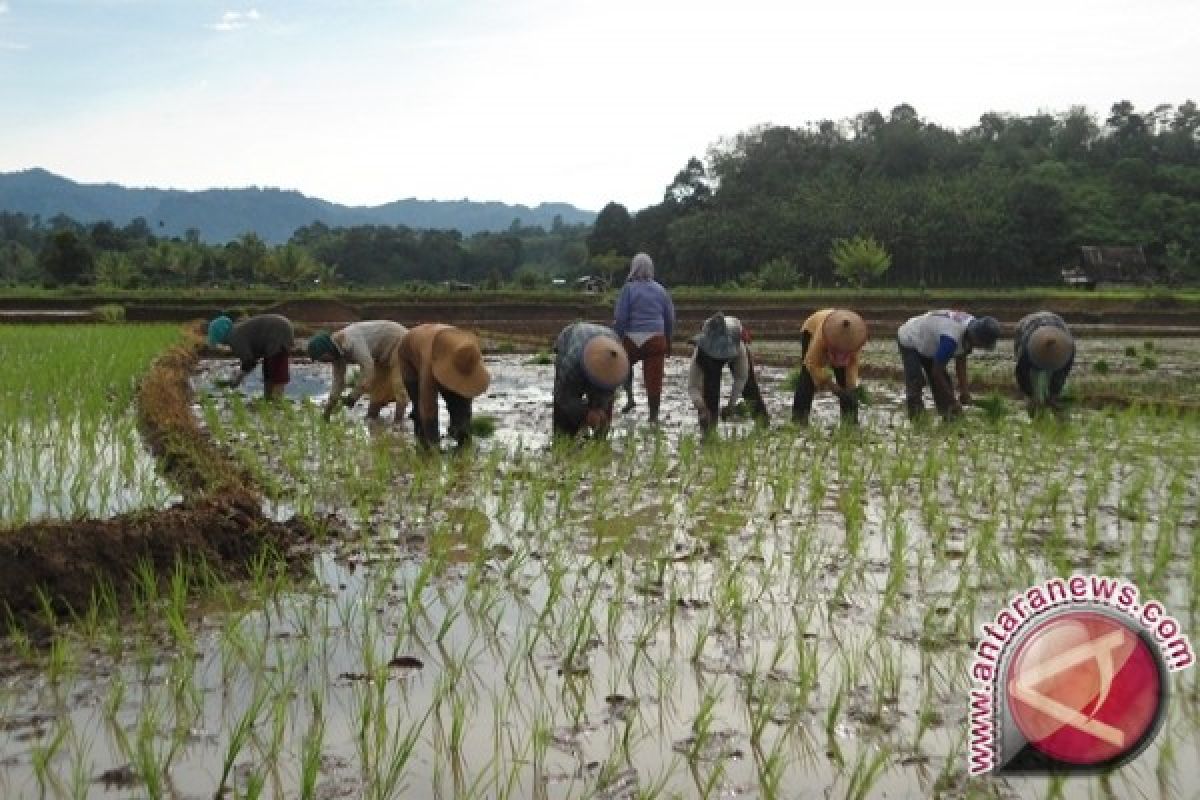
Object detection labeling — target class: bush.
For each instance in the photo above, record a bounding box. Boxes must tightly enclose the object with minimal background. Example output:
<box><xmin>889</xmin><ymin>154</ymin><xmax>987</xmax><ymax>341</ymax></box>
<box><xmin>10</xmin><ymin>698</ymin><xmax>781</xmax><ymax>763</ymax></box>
<box><xmin>1140</xmin><ymin>355</ymin><xmax>1158</xmax><ymax>370</ymax></box>
<box><xmin>1124</xmin><ymin>345</ymin><xmax>1138</xmax><ymax>358</ymax></box>
<box><xmin>513</xmin><ymin>266</ymin><xmax>541</xmax><ymax>290</ymax></box>
<box><xmin>1093</xmin><ymin>359</ymin><xmax>1110</xmax><ymax>374</ymax></box>
<box><xmin>527</xmin><ymin>351</ymin><xmax>554</xmax><ymax>365</ymax></box>
<box><xmin>829</xmin><ymin>235</ymin><xmax>892</xmax><ymax>287</ymax></box>
<box><xmin>758</xmin><ymin>257</ymin><xmax>800</xmax><ymax>290</ymax></box>
<box><xmin>470</xmin><ymin>415</ymin><xmax>497</xmax><ymax>437</ymax></box>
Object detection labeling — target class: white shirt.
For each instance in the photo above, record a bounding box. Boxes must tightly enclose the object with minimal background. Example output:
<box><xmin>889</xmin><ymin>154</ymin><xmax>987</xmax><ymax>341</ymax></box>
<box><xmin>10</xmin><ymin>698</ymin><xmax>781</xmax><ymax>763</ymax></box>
<box><xmin>897</xmin><ymin>310</ymin><xmax>973</xmax><ymax>361</ymax></box>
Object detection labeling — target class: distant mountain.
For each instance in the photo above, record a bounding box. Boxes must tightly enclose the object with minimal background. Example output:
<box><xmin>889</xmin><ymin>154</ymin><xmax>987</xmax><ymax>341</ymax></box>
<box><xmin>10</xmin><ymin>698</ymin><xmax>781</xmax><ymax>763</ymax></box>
<box><xmin>0</xmin><ymin>168</ymin><xmax>596</xmax><ymax>244</ymax></box>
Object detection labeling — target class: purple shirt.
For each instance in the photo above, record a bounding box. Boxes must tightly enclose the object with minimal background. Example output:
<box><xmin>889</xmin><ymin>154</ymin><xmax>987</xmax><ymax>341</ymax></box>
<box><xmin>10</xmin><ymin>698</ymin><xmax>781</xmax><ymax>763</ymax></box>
<box><xmin>613</xmin><ymin>280</ymin><xmax>675</xmax><ymax>341</ymax></box>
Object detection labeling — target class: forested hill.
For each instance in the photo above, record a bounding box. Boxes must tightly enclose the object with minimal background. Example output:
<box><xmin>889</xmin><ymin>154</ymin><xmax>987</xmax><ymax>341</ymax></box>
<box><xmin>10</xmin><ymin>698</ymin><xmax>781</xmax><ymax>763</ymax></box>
<box><xmin>604</xmin><ymin>101</ymin><xmax>1200</xmax><ymax>287</ymax></box>
<box><xmin>0</xmin><ymin>169</ymin><xmax>595</xmax><ymax>244</ymax></box>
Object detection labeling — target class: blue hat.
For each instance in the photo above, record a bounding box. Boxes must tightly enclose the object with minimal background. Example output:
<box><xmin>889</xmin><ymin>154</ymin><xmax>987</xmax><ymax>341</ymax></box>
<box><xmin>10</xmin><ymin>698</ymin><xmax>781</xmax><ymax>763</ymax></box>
<box><xmin>207</xmin><ymin>315</ymin><xmax>233</xmax><ymax>347</ymax></box>
<box><xmin>966</xmin><ymin>316</ymin><xmax>1001</xmax><ymax>350</ymax></box>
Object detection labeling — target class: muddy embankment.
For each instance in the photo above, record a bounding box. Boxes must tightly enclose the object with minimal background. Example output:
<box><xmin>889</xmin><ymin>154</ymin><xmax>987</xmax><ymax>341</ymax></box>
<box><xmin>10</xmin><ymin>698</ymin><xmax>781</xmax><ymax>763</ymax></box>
<box><xmin>0</xmin><ymin>324</ymin><xmax>310</xmax><ymax>628</ymax></box>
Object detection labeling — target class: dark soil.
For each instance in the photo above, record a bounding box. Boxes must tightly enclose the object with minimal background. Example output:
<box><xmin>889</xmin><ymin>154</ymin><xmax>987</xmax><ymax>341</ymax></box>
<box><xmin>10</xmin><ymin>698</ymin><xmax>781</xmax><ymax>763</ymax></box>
<box><xmin>0</xmin><ymin>490</ymin><xmax>304</xmax><ymax>624</ymax></box>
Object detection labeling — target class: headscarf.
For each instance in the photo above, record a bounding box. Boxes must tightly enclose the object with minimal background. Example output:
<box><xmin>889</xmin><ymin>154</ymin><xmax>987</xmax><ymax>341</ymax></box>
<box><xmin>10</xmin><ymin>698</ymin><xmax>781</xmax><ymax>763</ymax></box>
<box><xmin>207</xmin><ymin>315</ymin><xmax>233</xmax><ymax>347</ymax></box>
<box><xmin>306</xmin><ymin>331</ymin><xmax>341</xmax><ymax>360</ymax></box>
<box><xmin>628</xmin><ymin>252</ymin><xmax>654</xmax><ymax>282</ymax></box>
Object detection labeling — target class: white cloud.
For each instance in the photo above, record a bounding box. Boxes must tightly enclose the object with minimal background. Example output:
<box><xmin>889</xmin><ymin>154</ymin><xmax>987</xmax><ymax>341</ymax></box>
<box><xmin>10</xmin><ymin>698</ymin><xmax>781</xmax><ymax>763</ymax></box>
<box><xmin>207</xmin><ymin>9</ymin><xmax>261</xmax><ymax>32</ymax></box>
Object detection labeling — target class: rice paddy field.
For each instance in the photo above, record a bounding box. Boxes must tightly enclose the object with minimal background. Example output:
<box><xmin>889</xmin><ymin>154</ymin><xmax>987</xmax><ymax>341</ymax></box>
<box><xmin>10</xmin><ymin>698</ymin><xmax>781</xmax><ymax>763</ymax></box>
<box><xmin>2</xmin><ymin>327</ymin><xmax>1200</xmax><ymax>799</ymax></box>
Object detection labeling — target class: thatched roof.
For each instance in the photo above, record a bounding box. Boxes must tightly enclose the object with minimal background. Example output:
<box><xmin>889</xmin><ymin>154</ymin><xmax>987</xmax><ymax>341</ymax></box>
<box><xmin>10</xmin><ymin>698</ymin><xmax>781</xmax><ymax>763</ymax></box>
<box><xmin>1076</xmin><ymin>246</ymin><xmax>1153</xmax><ymax>284</ymax></box>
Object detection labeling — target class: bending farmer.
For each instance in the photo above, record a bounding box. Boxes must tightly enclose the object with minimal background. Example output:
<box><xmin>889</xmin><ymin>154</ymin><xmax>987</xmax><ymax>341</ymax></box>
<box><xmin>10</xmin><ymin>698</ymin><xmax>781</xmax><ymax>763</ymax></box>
<box><xmin>307</xmin><ymin>321</ymin><xmax>410</xmax><ymax>422</ymax></box>
<box><xmin>552</xmin><ymin>322</ymin><xmax>630</xmax><ymax>439</ymax></box>
<box><xmin>688</xmin><ymin>312</ymin><xmax>767</xmax><ymax>434</ymax></box>
<box><xmin>1013</xmin><ymin>311</ymin><xmax>1075</xmax><ymax>414</ymax></box>
<box><xmin>397</xmin><ymin>324</ymin><xmax>490</xmax><ymax>449</ymax></box>
<box><xmin>207</xmin><ymin>313</ymin><xmax>295</xmax><ymax>400</ymax></box>
<box><xmin>896</xmin><ymin>310</ymin><xmax>1000</xmax><ymax>419</ymax></box>
<box><xmin>792</xmin><ymin>309</ymin><xmax>868</xmax><ymax>426</ymax></box>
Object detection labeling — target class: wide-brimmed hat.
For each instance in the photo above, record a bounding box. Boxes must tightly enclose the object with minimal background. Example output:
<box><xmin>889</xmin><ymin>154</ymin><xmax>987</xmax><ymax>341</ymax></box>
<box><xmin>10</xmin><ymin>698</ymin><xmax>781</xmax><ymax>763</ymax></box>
<box><xmin>1027</xmin><ymin>326</ymin><xmax>1073</xmax><ymax>371</ymax></box>
<box><xmin>822</xmin><ymin>310</ymin><xmax>868</xmax><ymax>353</ymax></box>
<box><xmin>207</xmin><ymin>315</ymin><xmax>233</xmax><ymax>347</ymax></box>
<box><xmin>691</xmin><ymin>312</ymin><xmax>741</xmax><ymax>360</ymax></box>
<box><xmin>581</xmin><ymin>336</ymin><xmax>630</xmax><ymax>390</ymax></box>
<box><xmin>306</xmin><ymin>331</ymin><xmax>341</xmax><ymax>361</ymax></box>
<box><xmin>431</xmin><ymin>327</ymin><xmax>490</xmax><ymax>398</ymax></box>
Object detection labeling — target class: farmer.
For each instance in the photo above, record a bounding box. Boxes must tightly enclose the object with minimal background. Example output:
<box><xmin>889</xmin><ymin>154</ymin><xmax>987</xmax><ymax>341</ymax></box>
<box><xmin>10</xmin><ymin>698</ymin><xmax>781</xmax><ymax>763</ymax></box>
<box><xmin>896</xmin><ymin>310</ymin><xmax>1001</xmax><ymax>419</ymax></box>
<box><xmin>613</xmin><ymin>252</ymin><xmax>675</xmax><ymax>424</ymax></box>
<box><xmin>687</xmin><ymin>312</ymin><xmax>768</xmax><ymax>434</ymax></box>
<box><xmin>396</xmin><ymin>323</ymin><xmax>490</xmax><ymax>448</ymax></box>
<box><xmin>551</xmin><ymin>322</ymin><xmax>630</xmax><ymax>439</ymax></box>
<box><xmin>1013</xmin><ymin>311</ymin><xmax>1075</xmax><ymax>414</ymax></box>
<box><xmin>792</xmin><ymin>309</ymin><xmax>868</xmax><ymax>426</ymax></box>
<box><xmin>206</xmin><ymin>313</ymin><xmax>295</xmax><ymax>400</ymax></box>
<box><xmin>307</xmin><ymin>321</ymin><xmax>410</xmax><ymax>422</ymax></box>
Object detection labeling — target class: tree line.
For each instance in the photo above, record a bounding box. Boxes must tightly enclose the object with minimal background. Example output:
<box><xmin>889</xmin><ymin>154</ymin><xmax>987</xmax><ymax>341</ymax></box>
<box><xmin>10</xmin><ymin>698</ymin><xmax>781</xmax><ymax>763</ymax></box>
<box><xmin>589</xmin><ymin>100</ymin><xmax>1200</xmax><ymax>288</ymax></box>
<box><xmin>2</xmin><ymin>100</ymin><xmax>1198</xmax><ymax>290</ymax></box>
<box><xmin>0</xmin><ymin>212</ymin><xmax>592</xmax><ymax>290</ymax></box>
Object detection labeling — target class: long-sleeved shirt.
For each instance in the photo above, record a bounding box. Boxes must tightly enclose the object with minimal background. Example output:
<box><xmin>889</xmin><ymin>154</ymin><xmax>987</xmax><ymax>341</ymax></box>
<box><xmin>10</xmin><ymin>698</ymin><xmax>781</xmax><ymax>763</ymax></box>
<box><xmin>802</xmin><ymin>309</ymin><xmax>861</xmax><ymax>389</ymax></box>
<box><xmin>613</xmin><ymin>280</ymin><xmax>675</xmax><ymax>341</ymax></box>
<box><xmin>325</xmin><ymin>320</ymin><xmax>408</xmax><ymax>414</ymax></box>
<box><xmin>227</xmin><ymin>314</ymin><xmax>294</xmax><ymax>372</ymax></box>
<box><xmin>396</xmin><ymin>323</ymin><xmax>451</xmax><ymax>429</ymax></box>
<box><xmin>896</xmin><ymin>310</ymin><xmax>973</xmax><ymax>363</ymax></box>
<box><xmin>688</xmin><ymin>316</ymin><xmax>748</xmax><ymax>412</ymax></box>
<box><xmin>553</xmin><ymin>322</ymin><xmax>621</xmax><ymax>425</ymax></box>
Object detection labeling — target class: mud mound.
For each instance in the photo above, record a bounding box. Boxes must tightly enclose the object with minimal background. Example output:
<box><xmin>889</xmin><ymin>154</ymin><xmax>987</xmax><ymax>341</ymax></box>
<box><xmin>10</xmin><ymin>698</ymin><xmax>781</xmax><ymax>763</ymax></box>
<box><xmin>263</xmin><ymin>298</ymin><xmax>361</xmax><ymax>325</ymax></box>
<box><xmin>0</xmin><ymin>491</ymin><xmax>304</xmax><ymax>623</ymax></box>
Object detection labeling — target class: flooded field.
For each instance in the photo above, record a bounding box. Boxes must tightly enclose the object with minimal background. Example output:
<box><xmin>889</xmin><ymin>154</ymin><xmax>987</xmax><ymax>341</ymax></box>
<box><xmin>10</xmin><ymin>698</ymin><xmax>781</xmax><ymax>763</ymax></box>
<box><xmin>2</xmin><ymin>350</ymin><xmax>1199</xmax><ymax>799</ymax></box>
<box><xmin>0</xmin><ymin>325</ymin><xmax>182</xmax><ymax>524</ymax></box>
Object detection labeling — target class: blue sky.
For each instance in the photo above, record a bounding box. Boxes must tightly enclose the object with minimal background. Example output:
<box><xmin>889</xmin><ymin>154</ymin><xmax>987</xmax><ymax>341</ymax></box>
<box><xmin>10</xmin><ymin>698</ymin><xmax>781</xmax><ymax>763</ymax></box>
<box><xmin>1</xmin><ymin>0</ymin><xmax>1197</xmax><ymax>212</ymax></box>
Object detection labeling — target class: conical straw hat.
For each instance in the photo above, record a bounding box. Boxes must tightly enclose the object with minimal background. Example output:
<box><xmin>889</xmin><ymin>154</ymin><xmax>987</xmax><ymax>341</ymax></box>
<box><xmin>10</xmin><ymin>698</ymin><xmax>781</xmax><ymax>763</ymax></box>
<box><xmin>1027</xmin><ymin>326</ymin><xmax>1072</xmax><ymax>371</ymax></box>
<box><xmin>431</xmin><ymin>327</ymin><xmax>490</xmax><ymax>398</ymax></box>
<box><xmin>822</xmin><ymin>310</ymin><xmax>868</xmax><ymax>352</ymax></box>
<box><xmin>581</xmin><ymin>336</ymin><xmax>630</xmax><ymax>390</ymax></box>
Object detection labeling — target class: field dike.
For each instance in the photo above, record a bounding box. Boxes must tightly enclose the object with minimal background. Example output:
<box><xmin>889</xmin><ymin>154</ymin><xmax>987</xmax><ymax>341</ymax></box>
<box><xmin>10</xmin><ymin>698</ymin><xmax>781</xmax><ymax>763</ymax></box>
<box><xmin>0</xmin><ymin>323</ymin><xmax>309</xmax><ymax>626</ymax></box>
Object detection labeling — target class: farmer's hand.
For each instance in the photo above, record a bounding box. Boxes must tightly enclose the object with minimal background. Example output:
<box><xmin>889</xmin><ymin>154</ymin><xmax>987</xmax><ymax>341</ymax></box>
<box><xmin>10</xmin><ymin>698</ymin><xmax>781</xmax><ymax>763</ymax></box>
<box><xmin>585</xmin><ymin>408</ymin><xmax>609</xmax><ymax>431</ymax></box>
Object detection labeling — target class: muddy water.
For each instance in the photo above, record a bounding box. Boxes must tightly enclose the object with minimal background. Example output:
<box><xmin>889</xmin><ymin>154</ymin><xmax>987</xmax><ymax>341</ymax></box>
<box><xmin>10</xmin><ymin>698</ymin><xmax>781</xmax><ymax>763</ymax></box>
<box><xmin>2</xmin><ymin>354</ymin><xmax>1198</xmax><ymax>799</ymax></box>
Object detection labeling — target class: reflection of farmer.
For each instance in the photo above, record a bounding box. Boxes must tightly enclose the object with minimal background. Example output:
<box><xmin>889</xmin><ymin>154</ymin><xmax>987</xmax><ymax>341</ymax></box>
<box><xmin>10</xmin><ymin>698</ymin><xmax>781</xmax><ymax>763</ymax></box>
<box><xmin>307</xmin><ymin>321</ymin><xmax>410</xmax><ymax>422</ymax></box>
<box><xmin>1013</xmin><ymin>311</ymin><xmax>1075</xmax><ymax>414</ymax></box>
<box><xmin>613</xmin><ymin>252</ymin><xmax>675</xmax><ymax>424</ymax></box>
<box><xmin>896</xmin><ymin>310</ymin><xmax>1000</xmax><ymax>419</ymax></box>
<box><xmin>396</xmin><ymin>324</ymin><xmax>490</xmax><ymax>448</ymax></box>
<box><xmin>688</xmin><ymin>312</ymin><xmax>768</xmax><ymax>433</ymax></box>
<box><xmin>793</xmin><ymin>309</ymin><xmax>868</xmax><ymax>426</ymax></box>
<box><xmin>552</xmin><ymin>322</ymin><xmax>630</xmax><ymax>439</ymax></box>
<box><xmin>207</xmin><ymin>313</ymin><xmax>295</xmax><ymax>400</ymax></box>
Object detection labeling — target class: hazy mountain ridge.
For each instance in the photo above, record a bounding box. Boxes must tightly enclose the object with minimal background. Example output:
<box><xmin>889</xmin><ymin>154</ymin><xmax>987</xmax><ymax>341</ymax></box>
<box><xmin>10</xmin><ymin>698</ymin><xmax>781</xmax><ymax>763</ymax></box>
<box><xmin>0</xmin><ymin>168</ymin><xmax>596</xmax><ymax>244</ymax></box>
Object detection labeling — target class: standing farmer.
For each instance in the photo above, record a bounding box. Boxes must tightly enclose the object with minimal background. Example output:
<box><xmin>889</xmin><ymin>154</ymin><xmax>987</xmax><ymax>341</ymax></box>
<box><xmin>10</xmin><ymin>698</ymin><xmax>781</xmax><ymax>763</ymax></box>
<box><xmin>396</xmin><ymin>324</ymin><xmax>490</xmax><ymax>449</ymax></box>
<box><xmin>552</xmin><ymin>322</ymin><xmax>630</xmax><ymax>439</ymax></box>
<box><xmin>896</xmin><ymin>310</ymin><xmax>1000</xmax><ymax>419</ymax></box>
<box><xmin>688</xmin><ymin>312</ymin><xmax>768</xmax><ymax>433</ymax></box>
<box><xmin>1013</xmin><ymin>311</ymin><xmax>1075</xmax><ymax>414</ymax></box>
<box><xmin>207</xmin><ymin>313</ymin><xmax>295</xmax><ymax>400</ymax></box>
<box><xmin>307</xmin><ymin>321</ymin><xmax>410</xmax><ymax>422</ymax></box>
<box><xmin>792</xmin><ymin>309</ymin><xmax>869</xmax><ymax>426</ymax></box>
<box><xmin>613</xmin><ymin>252</ymin><xmax>675</xmax><ymax>424</ymax></box>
